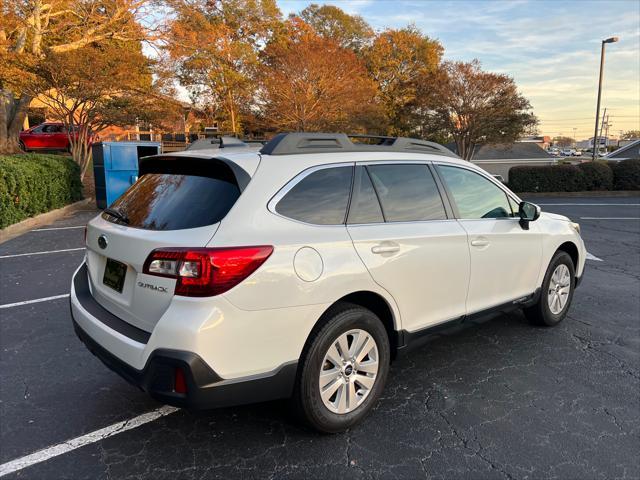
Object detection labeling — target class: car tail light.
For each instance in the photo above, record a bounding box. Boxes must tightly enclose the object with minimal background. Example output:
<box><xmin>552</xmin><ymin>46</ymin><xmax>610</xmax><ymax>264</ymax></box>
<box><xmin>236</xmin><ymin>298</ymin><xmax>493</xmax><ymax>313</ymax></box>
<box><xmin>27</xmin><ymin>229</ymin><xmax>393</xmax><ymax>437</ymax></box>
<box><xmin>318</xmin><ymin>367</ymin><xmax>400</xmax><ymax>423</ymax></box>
<box><xmin>142</xmin><ymin>246</ymin><xmax>273</xmax><ymax>297</ymax></box>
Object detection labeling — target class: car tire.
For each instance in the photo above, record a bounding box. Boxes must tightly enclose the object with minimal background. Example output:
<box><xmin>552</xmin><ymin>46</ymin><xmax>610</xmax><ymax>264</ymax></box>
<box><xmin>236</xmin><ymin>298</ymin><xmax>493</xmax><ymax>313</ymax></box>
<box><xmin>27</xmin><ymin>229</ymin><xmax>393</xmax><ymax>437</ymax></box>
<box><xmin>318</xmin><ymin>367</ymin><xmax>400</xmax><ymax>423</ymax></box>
<box><xmin>524</xmin><ymin>251</ymin><xmax>575</xmax><ymax>327</ymax></box>
<box><xmin>292</xmin><ymin>303</ymin><xmax>390</xmax><ymax>433</ymax></box>
<box><xmin>18</xmin><ymin>141</ymin><xmax>26</xmax><ymax>152</ymax></box>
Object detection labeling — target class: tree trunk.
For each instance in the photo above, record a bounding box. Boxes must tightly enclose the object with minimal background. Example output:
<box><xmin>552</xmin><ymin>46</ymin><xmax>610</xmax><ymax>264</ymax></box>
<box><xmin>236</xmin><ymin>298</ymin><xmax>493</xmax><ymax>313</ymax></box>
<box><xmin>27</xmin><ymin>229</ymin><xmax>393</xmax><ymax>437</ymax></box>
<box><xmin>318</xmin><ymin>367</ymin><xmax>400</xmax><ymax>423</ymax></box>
<box><xmin>1</xmin><ymin>90</ymin><xmax>31</xmax><ymax>154</ymax></box>
<box><xmin>69</xmin><ymin>125</ymin><xmax>93</xmax><ymax>182</ymax></box>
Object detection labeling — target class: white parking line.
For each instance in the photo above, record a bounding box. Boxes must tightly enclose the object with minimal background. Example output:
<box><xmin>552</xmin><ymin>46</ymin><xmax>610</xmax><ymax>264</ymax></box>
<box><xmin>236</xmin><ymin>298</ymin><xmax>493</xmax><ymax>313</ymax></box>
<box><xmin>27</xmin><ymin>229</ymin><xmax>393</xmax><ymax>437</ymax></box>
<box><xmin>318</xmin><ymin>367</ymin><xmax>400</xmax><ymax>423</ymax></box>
<box><xmin>0</xmin><ymin>294</ymin><xmax>70</xmax><ymax>310</ymax></box>
<box><xmin>537</xmin><ymin>203</ymin><xmax>640</xmax><ymax>206</ymax></box>
<box><xmin>0</xmin><ymin>247</ymin><xmax>85</xmax><ymax>259</ymax></box>
<box><xmin>0</xmin><ymin>406</ymin><xmax>179</xmax><ymax>477</ymax></box>
<box><xmin>33</xmin><ymin>226</ymin><xmax>85</xmax><ymax>232</ymax></box>
<box><xmin>586</xmin><ymin>252</ymin><xmax>603</xmax><ymax>262</ymax></box>
<box><xmin>579</xmin><ymin>217</ymin><xmax>640</xmax><ymax>220</ymax></box>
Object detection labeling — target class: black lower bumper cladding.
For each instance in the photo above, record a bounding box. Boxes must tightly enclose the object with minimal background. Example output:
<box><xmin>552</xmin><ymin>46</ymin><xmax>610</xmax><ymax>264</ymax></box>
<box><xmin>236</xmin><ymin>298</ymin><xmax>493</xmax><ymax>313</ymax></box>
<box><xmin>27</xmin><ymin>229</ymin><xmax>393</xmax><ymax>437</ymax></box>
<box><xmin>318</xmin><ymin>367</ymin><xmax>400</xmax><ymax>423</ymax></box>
<box><xmin>70</xmin><ymin>266</ymin><xmax>297</xmax><ymax>410</ymax></box>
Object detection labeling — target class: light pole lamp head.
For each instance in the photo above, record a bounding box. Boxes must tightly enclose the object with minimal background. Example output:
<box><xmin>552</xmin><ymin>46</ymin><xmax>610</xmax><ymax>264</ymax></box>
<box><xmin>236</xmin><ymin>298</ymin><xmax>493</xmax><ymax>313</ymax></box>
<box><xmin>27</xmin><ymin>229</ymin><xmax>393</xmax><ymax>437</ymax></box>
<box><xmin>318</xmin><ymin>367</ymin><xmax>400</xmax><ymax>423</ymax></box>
<box><xmin>603</xmin><ymin>36</ymin><xmax>619</xmax><ymax>43</ymax></box>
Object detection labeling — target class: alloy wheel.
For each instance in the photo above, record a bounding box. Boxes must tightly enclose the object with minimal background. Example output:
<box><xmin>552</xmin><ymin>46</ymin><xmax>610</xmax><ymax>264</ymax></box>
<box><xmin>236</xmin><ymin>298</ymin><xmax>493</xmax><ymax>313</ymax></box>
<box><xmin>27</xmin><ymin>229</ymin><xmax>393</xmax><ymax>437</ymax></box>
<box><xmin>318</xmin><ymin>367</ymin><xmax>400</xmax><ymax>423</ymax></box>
<box><xmin>547</xmin><ymin>264</ymin><xmax>571</xmax><ymax>314</ymax></box>
<box><xmin>318</xmin><ymin>329</ymin><xmax>379</xmax><ymax>414</ymax></box>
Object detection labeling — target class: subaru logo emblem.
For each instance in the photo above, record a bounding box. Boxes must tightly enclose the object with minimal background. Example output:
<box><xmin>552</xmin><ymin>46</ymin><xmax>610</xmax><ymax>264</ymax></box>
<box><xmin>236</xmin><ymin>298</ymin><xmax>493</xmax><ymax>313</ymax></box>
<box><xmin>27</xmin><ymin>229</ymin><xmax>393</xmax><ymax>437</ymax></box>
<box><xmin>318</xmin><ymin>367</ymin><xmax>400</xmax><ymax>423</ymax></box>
<box><xmin>98</xmin><ymin>234</ymin><xmax>108</xmax><ymax>250</ymax></box>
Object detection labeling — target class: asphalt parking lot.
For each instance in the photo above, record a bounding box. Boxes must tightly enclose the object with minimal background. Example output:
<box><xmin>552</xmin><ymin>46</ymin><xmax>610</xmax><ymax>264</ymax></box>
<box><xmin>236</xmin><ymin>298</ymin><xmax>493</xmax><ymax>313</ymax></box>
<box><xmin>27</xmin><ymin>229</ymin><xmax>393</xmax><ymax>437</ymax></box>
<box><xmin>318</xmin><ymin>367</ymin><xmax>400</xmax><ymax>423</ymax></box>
<box><xmin>1</xmin><ymin>197</ymin><xmax>638</xmax><ymax>479</ymax></box>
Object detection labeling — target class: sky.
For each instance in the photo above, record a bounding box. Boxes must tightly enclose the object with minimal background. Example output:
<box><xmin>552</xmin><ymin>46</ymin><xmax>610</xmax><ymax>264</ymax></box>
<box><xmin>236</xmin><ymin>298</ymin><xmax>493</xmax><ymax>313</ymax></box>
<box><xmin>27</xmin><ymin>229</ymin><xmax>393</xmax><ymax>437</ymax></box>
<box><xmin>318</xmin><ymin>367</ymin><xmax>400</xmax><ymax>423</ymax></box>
<box><xmin>279</xmin><ymin>0</ymin><xmax>640</xmax><ymax>140</ymax></box>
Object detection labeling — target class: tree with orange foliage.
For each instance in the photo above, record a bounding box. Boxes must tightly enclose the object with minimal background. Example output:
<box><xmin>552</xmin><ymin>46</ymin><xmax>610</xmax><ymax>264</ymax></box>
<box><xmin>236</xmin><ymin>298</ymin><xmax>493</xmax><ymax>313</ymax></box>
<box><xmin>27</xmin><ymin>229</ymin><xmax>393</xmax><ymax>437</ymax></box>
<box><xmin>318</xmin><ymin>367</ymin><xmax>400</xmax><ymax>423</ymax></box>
<box><xmin>365</xmin><ymin>26</ymin><xmax>443</xmax><ymax>136</ymax></box>
<box><xmin>165</xmin><ymin>0</ymin><xmax>282</xmax><ymax>135</ymax></box>
<box><xmin>299</xmin><ymin>4</ymin><xmax>373</xmax><ymax>53</ymax></box>
<box><xmin>21</xmin><ymin>42</ymin><xmax>174</xmax><ymax>179</ymax></box>
<box><xmin>422</xmin><ymin>60</ymin><xmax>537</xmax><ymax>160</ymax></box>
<box><xmin>0</xmin><ymin>0</ymin><xmax>149</xmax><ymax>153</ymax></box>
<box><xmin>259</xmin><ymin>19</ymin><xmax>383</xmax><ymax>133</ymax></box>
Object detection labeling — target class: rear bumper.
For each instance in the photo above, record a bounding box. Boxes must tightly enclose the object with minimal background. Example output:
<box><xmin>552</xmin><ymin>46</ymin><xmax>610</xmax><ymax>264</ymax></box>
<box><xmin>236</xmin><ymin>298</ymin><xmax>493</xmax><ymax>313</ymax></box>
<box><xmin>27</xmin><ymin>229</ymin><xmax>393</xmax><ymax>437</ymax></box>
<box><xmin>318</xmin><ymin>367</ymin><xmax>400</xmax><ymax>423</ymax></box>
<box><xmin>70</xmin><ymin>264</ymin><xmax>297</xmax><ymax>410</ymax></box>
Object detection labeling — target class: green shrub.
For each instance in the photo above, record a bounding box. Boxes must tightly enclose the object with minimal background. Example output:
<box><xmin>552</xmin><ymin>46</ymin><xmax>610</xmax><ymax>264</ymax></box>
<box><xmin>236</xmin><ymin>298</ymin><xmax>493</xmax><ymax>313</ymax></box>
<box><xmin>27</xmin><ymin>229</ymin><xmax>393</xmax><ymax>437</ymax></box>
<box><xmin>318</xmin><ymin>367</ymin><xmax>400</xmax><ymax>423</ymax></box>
<box><xmin>577</xmin><ymin>161</ymin><xmax>613</xmax><ymax>190</ymax></box>
<box><xmin>0</xmin><ymin>154</ymin><xmax>83</xmax><ymax>228</ymax></box>
<box><xmin>610</xmin><ymin>159</ymin><xmax>640</xmax><ymax>191</ymax></box>
<box><xmin>509</xmin><ymin>164</ymin><xmax>586</xmax><ymax>193</ymax></box>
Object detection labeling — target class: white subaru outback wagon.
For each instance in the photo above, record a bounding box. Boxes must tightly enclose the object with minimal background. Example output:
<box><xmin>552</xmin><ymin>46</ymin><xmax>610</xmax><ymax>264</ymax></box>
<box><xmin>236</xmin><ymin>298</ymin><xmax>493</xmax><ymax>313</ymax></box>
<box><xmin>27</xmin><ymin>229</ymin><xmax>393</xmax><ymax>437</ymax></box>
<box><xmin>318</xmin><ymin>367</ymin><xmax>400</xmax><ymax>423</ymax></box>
<box><xmin>71</xmin><ymin>133</ymin><xmax>586</xmax><ymax>432</ymax></box>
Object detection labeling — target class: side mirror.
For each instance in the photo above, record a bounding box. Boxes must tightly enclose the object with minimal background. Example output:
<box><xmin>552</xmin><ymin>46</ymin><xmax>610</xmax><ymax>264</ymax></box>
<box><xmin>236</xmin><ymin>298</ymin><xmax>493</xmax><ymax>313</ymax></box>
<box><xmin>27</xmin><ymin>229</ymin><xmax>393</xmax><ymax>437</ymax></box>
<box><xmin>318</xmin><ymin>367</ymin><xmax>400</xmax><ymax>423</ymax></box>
<box><xmin>519</xmin><ymin>201</ymin><xmax>541</xmax><ymax>230</ymax></box>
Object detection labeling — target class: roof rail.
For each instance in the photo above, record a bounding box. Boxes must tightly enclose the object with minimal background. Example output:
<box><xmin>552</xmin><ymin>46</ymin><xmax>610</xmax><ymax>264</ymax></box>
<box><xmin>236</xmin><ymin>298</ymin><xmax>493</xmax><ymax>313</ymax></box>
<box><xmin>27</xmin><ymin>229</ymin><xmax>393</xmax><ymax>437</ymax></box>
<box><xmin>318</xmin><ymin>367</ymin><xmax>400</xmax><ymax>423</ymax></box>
<box><xmin>187</xmin><ymin>136</ymin><xmax>257</xmax><ymax>151</ymax></box>
<box><xmin>259</xmin><ymin>133</ymin><xmax>458</xmax><ymax>157</ymax></box>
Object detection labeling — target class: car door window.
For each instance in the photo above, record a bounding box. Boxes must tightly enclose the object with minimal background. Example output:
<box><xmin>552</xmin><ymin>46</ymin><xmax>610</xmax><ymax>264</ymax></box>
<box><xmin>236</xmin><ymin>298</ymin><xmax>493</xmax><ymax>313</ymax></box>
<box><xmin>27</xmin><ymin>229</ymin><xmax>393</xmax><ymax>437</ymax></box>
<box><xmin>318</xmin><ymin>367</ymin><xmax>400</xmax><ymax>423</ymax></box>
<box><xmin>30</xmin><ymin>125</ymin><xmax>45</xmax><ymax>133</ymax></box>
<box><xmin>438</xmin><ymin>165</ymin><xmax>512</xmax><ymax>219</ymax></box>
<box><xmin>276</xmin><ymin>166</ymin><xmax>353</xmax><ymax>225</ymax></box>
<box><xmin>347</xmin><ymin>166</ymin><xmax>384</xmax><ymax>224</ymax></box>
<box><xmin>366</xmin><ymin>164</ymin><xmax>447</xmax><ymax>222</ymax></box>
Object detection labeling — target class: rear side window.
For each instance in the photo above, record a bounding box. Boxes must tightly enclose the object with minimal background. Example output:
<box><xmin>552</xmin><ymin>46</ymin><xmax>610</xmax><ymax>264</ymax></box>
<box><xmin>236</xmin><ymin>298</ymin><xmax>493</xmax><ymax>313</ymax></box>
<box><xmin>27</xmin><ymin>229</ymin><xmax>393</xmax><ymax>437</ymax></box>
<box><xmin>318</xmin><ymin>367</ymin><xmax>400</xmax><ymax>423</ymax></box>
<box><xmin>106</xmin><ymin>173</ymin><xmax>240</xmax><ymax>230</ymax></box>
<box><xmin>367</xmin><ymin>164</ymin><xmax>447</xmax><ymax>222</ymax></box>
<box><xmin>347</xmin><ymin>166</ymin><xmax>384</xmax><ymax>224</ymax></box>
<box><xmin>276</xmin><ymin>166</ymin><xmax>353</xmax><ymax>225</ymax></box>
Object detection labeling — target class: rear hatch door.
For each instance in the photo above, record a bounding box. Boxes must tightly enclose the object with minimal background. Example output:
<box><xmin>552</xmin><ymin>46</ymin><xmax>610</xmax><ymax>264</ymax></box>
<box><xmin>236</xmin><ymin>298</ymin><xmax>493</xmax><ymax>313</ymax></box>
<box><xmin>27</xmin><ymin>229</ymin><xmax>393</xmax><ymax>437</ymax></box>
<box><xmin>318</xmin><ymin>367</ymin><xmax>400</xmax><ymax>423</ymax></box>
<box><xmin>85</xmin><ymin>157</ymin><xmax>244</xmax><ymax>333</ymax></box>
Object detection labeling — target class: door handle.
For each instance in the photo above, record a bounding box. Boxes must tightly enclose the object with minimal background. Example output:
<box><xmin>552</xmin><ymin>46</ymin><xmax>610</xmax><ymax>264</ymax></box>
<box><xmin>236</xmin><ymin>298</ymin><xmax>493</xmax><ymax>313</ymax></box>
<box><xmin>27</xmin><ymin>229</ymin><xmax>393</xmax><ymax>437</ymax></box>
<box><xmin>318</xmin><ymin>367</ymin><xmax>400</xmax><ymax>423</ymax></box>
<box><xmin>470</xmin><ymin>238</ymin><xmax>490</xmax><ymax>247</ymax></box>
<box><xmin>371</xmin><ymin>244</ymin><xmax>400</xmax><ymax>254</ymax></box>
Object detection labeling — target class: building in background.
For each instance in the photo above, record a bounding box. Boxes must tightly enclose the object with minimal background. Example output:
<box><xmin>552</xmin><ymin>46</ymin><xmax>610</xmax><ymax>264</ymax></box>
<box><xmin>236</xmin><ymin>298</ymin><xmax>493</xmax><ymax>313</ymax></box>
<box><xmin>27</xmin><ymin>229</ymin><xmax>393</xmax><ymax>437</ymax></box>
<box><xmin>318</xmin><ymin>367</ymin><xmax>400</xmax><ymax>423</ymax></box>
<box><xmin>576</xmin><ymin>137</ymin><xmax>612</xmax><ymax>149</ymax></box>
<box><xmin>517</xmin><ymin>135</ymin><xmax>551</xmax><ymax>150</ymax></box>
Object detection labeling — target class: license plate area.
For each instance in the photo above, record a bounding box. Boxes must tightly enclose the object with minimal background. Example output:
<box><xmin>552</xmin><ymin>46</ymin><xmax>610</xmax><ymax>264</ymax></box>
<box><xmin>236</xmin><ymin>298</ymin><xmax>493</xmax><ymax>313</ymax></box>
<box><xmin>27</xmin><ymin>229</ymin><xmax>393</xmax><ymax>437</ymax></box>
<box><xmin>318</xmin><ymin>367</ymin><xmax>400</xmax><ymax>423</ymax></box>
<box><xmin>103</xmin><ymin>258</ymin><xmax>127</xmax><ymax>293</ymax></box>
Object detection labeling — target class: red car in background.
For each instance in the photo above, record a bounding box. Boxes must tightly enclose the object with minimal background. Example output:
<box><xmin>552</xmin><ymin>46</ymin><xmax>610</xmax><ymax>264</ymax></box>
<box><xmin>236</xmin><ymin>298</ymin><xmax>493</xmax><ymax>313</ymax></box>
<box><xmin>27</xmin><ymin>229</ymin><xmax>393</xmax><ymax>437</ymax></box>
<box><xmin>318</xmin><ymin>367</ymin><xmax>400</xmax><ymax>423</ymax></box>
<box><xmin>19</xmin><ymin>122</ymin><xmax>96</xmax><ymax>152</ymax></box>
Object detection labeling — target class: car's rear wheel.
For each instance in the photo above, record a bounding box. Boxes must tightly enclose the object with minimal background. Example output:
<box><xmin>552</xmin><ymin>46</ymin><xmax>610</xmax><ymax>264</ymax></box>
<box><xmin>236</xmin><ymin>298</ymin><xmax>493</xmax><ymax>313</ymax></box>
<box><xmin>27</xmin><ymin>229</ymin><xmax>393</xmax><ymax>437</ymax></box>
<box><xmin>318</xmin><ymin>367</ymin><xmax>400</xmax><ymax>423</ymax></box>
<box><xmin>18</xmin><ymin>141</ymin><xmax>26</xmax><ymax>152</ymax></box>
<box><xmin>524</xmin><ymin>251</ymin><xmax>575</xmax><ymax>326</ymax></box>
<box><xmin>293</xmin><ymin>304</ymin><xmax>390</xmax><ymax>433</ymax></box>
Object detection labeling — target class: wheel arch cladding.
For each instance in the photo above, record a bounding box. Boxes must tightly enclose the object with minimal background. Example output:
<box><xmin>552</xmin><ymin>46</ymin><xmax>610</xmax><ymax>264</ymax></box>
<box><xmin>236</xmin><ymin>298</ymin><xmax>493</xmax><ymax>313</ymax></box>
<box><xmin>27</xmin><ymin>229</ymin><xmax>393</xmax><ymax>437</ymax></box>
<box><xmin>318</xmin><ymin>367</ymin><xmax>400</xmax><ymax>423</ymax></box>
<box><xmin>305</xmin><ymin>291</ymin><xmax>398</xmax><ymax>362</ymax></box>
<box><xmin>557</xmin><ymin>241</ymin><xmax>579</xmax><ymax>268</ymax></box>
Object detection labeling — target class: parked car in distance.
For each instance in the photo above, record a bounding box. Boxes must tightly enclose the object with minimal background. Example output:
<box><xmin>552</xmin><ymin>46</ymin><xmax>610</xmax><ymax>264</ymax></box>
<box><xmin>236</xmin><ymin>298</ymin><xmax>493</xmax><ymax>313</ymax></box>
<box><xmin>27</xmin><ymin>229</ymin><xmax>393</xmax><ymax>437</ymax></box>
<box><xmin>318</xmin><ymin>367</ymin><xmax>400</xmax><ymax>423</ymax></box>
<box><xmin>547</xmin><ymin>147</ymin><xmax>561</xmax><ymax>157</ymax></box>
<box><xmin>19</xmin><ymin>122</ymin><xmax>94</xmax><ymax>152</ymax></box>
<box><xmin>560</xmin><ymin>148</ymin><xmax>576</xmax><ymax>157</ymax></box>
<box><xmin>71</xmin><ymin>133</ymin><xmax>587</xmax><ymax>432</ymax></box>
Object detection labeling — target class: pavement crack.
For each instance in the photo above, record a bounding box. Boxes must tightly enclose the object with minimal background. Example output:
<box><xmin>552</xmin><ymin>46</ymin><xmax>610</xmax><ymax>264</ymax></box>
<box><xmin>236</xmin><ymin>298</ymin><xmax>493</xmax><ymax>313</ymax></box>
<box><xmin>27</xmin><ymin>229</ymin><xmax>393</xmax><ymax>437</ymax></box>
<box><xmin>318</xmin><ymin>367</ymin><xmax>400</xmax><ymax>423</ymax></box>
<box><xmin>435</xmin><ymin>408</ymin><xmax>515</xmax><ymax>480</ymax></box>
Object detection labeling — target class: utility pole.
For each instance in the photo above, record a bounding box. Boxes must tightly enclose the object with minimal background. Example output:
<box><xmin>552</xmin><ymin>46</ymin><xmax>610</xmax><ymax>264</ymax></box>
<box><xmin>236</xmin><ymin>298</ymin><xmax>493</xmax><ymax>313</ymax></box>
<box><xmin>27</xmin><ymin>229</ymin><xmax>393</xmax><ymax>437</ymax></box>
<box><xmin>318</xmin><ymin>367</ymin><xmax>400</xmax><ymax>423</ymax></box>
<box><xmin>592</xmin><ymin>36</ymin><xmax>619</xmax><ymax>161</ymax></box>
<box><xmin>597</xmin><ymin>108</ymin><xmax>607</xmax><ymax>156</ymax></box>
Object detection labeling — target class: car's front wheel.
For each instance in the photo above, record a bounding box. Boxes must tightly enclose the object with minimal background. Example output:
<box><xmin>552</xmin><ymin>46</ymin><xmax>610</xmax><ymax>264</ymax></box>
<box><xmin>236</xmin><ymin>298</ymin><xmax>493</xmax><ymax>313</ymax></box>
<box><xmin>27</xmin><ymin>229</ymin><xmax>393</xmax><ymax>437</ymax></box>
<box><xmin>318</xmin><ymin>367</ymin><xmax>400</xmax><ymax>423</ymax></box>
<box><xmin>293</xmin><ymin>304</ymin><xmax>390</xmax><ymax>433</ymax></box>
<box><xmin>524</xmin><ymin>250</ymin><xmax>575</xmax><ymax>326</ymax></box>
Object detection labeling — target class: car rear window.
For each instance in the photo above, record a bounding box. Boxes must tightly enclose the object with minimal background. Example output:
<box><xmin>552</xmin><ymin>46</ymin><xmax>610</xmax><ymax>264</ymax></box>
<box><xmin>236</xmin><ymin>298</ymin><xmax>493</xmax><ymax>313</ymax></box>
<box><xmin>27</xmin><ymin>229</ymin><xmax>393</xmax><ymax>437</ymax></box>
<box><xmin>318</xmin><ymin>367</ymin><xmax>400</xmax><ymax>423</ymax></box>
<box><xmin>105</xmin><ymin>172</ymin><xmax>240</xmax><ymax>230</ymax></box>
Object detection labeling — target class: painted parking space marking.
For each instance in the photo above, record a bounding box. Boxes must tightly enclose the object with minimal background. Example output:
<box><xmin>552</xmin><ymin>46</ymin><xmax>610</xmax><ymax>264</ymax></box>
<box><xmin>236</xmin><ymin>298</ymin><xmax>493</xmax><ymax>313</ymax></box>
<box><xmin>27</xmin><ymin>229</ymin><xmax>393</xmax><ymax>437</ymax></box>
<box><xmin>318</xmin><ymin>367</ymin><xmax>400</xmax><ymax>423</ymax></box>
<box><xmin>0</xmin><ymin>406</ymin><xmax>179</xmax><ymax>477</ymax></box>
<box><xmin>0</xmin><ymin>294</ymin><xmax>70</xmax><ymax>310</ymax></box>
<box><xmin>0</xmin><ymin>247</ymin><xmax>85</xmax><ymax>259</ymax></box>
<box><xmin>586</xmin><ymin>252</ymin><xmax>603</xmax><ymax>262</ymax></box>
<box><xmin>579</xmin><ymin>217</ymin><xmax>640</xmax><ymax>220</ymax></box>
<box><xmin>32</xmin><ymin>226</ymin><xmax>85</xmax><ymax>232</ymax></box>
<box><xmin>537</xmin><ymin>203</ymin><xmax>640</xmax><ymax>206</ymax></box>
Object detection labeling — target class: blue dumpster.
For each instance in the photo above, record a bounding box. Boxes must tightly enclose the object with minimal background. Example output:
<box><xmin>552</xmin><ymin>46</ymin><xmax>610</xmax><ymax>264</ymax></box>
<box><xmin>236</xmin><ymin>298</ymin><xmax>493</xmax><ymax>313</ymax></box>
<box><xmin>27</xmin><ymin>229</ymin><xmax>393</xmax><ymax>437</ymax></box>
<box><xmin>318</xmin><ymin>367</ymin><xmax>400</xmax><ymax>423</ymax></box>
<box><xmin>92</xmin><ymin>141</ymin><xmax>161</xmax><ymax>209</ymax></box>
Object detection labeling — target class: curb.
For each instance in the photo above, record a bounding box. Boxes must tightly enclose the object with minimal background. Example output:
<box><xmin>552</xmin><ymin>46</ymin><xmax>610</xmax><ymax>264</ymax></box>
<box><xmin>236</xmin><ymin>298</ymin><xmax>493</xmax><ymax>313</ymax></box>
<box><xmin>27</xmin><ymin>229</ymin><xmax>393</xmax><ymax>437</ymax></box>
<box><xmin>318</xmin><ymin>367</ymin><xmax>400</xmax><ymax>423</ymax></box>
<box><xmin>521</xmin><ymin>191</ymin><xmax>640</xmax><ymax>198</ymax></box>
<box><xmin>0</xmin><ymin>199</ymin><xmax>96</xmax><ymax>245</ymax></box>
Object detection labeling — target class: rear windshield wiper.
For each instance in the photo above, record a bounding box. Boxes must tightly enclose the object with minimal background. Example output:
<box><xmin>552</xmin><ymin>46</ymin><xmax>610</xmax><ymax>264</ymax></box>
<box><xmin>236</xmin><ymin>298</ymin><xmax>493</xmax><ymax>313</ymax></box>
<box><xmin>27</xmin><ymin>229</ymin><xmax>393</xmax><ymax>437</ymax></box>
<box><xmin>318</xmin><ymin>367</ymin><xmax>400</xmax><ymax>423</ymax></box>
<box><xmin>104</xmin><ymin>207</ymin><xmax>129</xmax><ymax>224</ymax></box>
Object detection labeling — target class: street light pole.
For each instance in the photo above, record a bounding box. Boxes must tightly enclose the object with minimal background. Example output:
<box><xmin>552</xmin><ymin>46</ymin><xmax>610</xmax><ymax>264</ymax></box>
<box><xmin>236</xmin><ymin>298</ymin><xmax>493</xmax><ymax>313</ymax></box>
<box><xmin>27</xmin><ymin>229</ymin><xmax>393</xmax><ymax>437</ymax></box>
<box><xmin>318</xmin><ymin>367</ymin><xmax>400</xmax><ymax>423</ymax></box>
<box><xmin>592</xmin><ymin>36</ymin><xmax>619</xmax><ymax>160</ymax></box>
